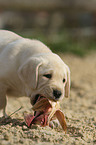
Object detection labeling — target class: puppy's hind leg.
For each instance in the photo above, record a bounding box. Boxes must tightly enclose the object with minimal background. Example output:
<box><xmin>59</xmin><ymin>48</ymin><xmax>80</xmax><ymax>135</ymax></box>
<box><xmin>0</xmin><ymin>83</ymin><xmax>7</xmax><ymax>117</ymax></box>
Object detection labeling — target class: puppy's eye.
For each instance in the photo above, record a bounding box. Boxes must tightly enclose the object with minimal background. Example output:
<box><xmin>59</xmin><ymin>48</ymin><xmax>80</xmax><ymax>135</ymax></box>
<box><xmin>43</xmin><ymin>74</ymin><xmax>52</xmax><ymax>79</ymax></box>
<box><xmin>63</xmin><ymin>78</ymin><xmax>66</xmax><ymax>83</ymax></box>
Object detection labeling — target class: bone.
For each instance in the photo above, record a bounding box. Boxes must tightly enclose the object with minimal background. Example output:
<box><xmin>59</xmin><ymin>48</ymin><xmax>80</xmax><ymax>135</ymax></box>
<box><xmin>55</xmin><ymin>110</ymin><xmax>67</xmax><ymax>132</ymax></box>
<box><xmin>32</xmin><ymin>98</ymin><xmax>52</xmax><ymax>111</ymax></box>
<box><xmin>26</xmin><ymin>99</ymin><xmax>67</xmax><ymax>132</ymax></box>
<box><xmin>48</xmin><ymin>101</ymin><xmax>60</xmax><ymax>121</ymax></box>
<box><xmin>48</xmin><ymin>102</ymin><xmax>67</xmax><ymax>132</ymax></box>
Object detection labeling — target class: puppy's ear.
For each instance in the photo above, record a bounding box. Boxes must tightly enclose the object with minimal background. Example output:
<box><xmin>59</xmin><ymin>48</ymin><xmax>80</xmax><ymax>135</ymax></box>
<box><xmin>18</xmin><ymin>57</ymin><xmax>42</xmax><ymax>90</ymax></box>
<box><xmin>65</xmin><ymin>65</ymin><xmax>70</xmax><ymax>98</ymax></box>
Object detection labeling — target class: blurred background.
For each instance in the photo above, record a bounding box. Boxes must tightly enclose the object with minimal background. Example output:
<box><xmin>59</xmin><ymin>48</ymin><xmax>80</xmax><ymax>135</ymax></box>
<box><xmin>0</xmin><ymin>0</ymin><xmax>96</xmax><ymax>56</ymax></box>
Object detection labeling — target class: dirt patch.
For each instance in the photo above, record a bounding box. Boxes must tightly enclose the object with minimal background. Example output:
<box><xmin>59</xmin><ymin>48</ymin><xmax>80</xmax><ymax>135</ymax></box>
<box><xmin>0</xmin><ymin>53</ymin><xmax>96</xmax><ymax>145</ymax></box>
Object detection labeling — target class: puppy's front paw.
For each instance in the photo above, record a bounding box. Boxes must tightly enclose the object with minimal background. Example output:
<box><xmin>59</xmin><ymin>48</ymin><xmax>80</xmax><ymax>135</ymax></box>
<box><xmin>49</xmin><ymin>119</ymin><xmax>60</xmax><ymax>129</ymax></box>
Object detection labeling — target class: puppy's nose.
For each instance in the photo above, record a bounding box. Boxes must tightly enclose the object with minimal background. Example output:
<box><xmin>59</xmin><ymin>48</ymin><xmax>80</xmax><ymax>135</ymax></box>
<box><xmin>53</xmin><ymin>89</ymin><xmax>62</xmax><ymax>99</ymax></box>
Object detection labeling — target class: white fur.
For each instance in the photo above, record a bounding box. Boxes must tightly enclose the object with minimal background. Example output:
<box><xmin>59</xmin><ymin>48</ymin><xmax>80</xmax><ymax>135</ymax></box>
<box><xmin>0</xmin><ymin>30</ymin><xmax>70</xmax><ymax>116</ymax></box>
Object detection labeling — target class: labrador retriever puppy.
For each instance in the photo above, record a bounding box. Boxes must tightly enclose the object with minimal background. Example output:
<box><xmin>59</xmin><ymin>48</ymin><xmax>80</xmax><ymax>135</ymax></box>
<box><xmin>0</xmin><ymin>30</ymin><xmax>70</xmax><ymax>117</ymax></box>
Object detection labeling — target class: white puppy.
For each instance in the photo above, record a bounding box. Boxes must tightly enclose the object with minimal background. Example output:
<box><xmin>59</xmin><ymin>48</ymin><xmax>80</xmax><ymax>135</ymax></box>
<box><xmin>0</xmin><ymin>30</ymin><xmax>70</xmax><ymax>116</ymax></box>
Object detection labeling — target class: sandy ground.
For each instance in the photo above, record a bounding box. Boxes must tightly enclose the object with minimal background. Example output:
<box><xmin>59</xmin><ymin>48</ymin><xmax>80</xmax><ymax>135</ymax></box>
<box><xmin>0</xmin><ymin>52</ymin><xmax>96</xmax><ymax>145</ymax></box>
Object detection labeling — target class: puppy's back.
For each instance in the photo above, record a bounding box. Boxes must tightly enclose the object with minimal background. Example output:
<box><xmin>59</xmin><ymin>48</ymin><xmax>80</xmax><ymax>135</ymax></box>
<box><xmin>0</xmin><ymin>30</ymin><xmax>21</xmax><ymax>53</ymax></box>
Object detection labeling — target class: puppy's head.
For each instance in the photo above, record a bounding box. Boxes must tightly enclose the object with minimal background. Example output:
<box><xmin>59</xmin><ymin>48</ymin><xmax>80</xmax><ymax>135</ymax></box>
<box><xmin>18</xmin><ymin>53</ymin><xmax>70</xmax><ymax>105</ymax></box>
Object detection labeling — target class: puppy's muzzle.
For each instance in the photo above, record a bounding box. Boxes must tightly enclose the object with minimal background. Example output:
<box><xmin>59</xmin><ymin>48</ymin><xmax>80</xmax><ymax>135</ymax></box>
<box><xmin>53</xmin><ymin>89</ymin><xmax>62</xmax><ymax>100</ymax></box>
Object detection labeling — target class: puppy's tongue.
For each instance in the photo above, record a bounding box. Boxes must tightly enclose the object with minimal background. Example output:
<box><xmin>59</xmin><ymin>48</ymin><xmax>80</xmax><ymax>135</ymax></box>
<box><xmin>24</xmin><ymin>96</ymin><xmax>52</xmax><ymax>127</ymax></box>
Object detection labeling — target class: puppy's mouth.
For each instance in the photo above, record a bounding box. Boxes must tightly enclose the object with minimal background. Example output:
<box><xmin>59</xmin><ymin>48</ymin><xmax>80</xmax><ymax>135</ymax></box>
<box><xmin>25</xmin><ymin>94</ymin><xmax>53</xmax><ymax>127</ymax></box>
<box><xmin>33</xmin><ymin>94</ymin><xmax>45</xmax><ymax>105</ymax></box>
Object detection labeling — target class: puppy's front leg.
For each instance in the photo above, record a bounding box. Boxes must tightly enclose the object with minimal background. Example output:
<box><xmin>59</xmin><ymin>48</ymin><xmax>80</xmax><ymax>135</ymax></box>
<box><xmin>49</xmin><ymin>119</ymin><xmax>60</xmax><ymax>129</ymax></box>
<box><xmin>3</xmin><ymin>107</ymin><xmax>7</xmax><ymax>117</ymax></box>
<box><xmin>0</xmin><ymin>83</ymin><xmax>7</xmax><ymax>117</ymax></box>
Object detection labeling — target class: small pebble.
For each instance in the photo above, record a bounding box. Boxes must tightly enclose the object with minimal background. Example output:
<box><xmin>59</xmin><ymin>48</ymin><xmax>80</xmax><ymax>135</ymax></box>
<box><xmin>22</xmin><ymin>125</ymin><xmax>28</xmax><ymax>130</ymax></box>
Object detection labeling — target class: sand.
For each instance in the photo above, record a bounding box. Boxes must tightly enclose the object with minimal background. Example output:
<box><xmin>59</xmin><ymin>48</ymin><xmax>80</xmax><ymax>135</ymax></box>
<box><xmin>0</xmin><ymin>53</ymin><xmax>96</xmax><ymax>145</ymax></box>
